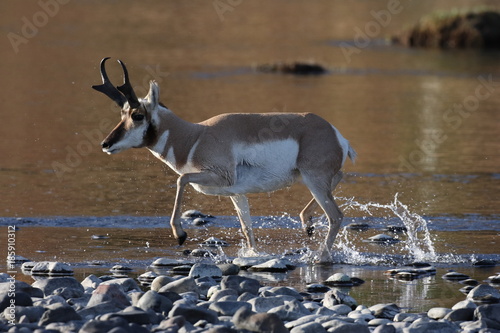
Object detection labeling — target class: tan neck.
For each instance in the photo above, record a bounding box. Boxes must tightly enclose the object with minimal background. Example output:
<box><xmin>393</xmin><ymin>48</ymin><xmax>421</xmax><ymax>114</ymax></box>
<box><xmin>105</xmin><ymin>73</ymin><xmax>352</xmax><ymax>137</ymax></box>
<box><xmin>147</xmin><ymin>106</ymin><xmax>203</xmax><ymax>168</ymax></box>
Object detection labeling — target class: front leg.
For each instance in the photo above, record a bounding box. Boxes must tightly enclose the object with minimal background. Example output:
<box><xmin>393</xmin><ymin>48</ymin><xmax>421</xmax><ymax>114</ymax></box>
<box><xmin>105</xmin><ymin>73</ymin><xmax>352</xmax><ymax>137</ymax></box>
<box><xmin>170</xmin><ymin>175</ymin><xmax>189</xmax><ymax>245</ymax></box>
<box><xmin>171</xmin><ymin>171</ymin><xmax>232</xmax><ymax>246</ymax></box>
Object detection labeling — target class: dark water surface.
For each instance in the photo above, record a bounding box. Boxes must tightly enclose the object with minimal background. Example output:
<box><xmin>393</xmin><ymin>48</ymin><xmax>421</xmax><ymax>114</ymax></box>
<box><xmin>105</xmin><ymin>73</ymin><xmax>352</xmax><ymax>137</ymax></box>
<box><xmin>1</xmin><ymin>0</ymin><xmax>499</xmax><ymax>313</ymax></box>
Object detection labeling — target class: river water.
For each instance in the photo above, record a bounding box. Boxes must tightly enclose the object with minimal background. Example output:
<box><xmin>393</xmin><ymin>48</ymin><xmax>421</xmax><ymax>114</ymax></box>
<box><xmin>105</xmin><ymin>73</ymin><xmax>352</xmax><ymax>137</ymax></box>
<box><xmin>0</xmin><ymin>0</ymin><xmax>499</xmax><ymax>313</ymax></box>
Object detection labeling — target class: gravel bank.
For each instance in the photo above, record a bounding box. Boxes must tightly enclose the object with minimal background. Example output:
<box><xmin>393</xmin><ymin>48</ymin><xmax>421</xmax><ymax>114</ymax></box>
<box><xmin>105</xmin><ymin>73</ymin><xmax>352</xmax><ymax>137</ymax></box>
<box><xmin>1</xmin><ymin>258</ymin><xmax>500</xmax><ymax>333</ymax></box>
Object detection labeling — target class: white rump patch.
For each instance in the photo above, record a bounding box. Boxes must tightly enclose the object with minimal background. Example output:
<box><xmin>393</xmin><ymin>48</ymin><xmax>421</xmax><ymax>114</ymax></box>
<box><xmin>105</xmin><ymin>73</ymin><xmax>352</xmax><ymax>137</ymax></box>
<box><xmin>331</xmin><ymin>125</ymin><xmax>350</xmax><ymax>166</ymax></box>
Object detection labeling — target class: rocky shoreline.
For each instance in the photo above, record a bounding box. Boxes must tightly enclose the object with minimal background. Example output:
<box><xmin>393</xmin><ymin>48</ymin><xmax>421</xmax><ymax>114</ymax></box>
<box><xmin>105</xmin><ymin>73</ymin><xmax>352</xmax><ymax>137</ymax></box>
<box><xmin>1</xmin><ymin>257</ymin><xmax>500</xmax><ymax>333</ymax></box>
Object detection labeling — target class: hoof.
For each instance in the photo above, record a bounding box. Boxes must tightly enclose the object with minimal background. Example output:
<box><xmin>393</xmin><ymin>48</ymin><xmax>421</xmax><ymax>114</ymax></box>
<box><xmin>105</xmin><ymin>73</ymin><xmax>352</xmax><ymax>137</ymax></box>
<box><xmin>237</xmin><ymin>247</ymin><xmax>263</xmax><ymax>258</ymax></box>
<box><xmin>306</xmin><ymin>226</ymin><xmax>315</xmax><ymax>237</ymax></box>
<box><xmin>177</xmin><ymin>232</ymin><xmax>187</xmax><ymax>246</ymax></box>
<box><xmin>314</xmin><ymin>254</ymin><xmax>334</xmax><ymax>265</ymax></box>
<box><xmin>314</xmin><ymin>247</ymin><xmax>333</xmax><ymax>264</ymax></box>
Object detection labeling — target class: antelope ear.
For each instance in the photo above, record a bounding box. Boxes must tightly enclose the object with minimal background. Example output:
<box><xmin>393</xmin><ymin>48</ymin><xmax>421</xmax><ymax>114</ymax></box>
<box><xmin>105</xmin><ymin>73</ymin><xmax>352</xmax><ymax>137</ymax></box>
<box><xmin>145</xmin><ymin>80</ymin><xmax>159</xmax><ymax>111</ymax></box>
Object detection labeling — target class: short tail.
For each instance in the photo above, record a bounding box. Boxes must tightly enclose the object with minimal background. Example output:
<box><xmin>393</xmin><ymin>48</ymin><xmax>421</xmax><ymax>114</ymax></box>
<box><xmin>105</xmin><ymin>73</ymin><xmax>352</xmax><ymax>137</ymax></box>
<box><xmin>347</xmin><ymin>144</ymin><xmax>357</xmax><ymax>164</ymax></box>
<box><xmin>331</xmin><ymin>124</ymin><xmax>357</xmax><ymax>166</ymax></box>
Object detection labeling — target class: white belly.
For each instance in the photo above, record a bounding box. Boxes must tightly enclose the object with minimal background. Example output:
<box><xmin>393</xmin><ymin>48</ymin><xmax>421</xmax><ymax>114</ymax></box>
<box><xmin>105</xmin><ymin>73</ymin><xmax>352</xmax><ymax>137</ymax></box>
<box><xmin>193</xmin><ymin>139</ymin><xmax>300</xmax><ymax>195</ymax></box>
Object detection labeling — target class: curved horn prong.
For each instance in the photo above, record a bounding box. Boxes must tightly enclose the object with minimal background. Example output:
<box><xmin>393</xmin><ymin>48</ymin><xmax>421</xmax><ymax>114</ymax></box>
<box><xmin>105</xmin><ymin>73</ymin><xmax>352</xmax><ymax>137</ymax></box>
<box><xmin>116</xmin><ymin>60</ymin><xmax>141</xmax><ymax>109</ymax></box>
<box><xmin>92</xmin><ymin>57</ymin><xmax>127</xmax><ymax>108</ymax></box>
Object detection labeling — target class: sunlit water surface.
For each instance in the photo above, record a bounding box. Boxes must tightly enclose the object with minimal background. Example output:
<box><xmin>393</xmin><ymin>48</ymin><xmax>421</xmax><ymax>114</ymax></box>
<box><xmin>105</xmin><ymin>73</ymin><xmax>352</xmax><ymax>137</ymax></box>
<box><xmin>1</xmin><ymin>0</ymin><xmax>499</xmax><ymax>314</ymax></box>
<box><xmin>2</xmin><ymin>195</ymin><xmax>499</xmax><ymax>313</ymax></box>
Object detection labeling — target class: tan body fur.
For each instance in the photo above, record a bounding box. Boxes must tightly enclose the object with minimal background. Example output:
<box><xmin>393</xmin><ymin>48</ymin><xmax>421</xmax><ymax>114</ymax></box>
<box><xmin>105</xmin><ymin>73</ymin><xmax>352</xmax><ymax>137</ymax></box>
<box><xmin>94</xmin><ymin>59</ymin><xmax>356</xmax><ymax>263</ymax></box>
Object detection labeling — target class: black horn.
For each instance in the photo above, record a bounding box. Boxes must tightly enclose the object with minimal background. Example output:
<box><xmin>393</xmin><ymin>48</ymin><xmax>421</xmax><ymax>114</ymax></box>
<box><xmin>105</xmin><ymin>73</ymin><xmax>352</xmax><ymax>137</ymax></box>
<box><xmin>92</xmin><ymin>57</ymin><xmax>128</xmax><ymax>108</ymax></box>
<box><xmin>117</xmin><ymin>60</ymin><xmax>141</xmax><ymax>109</ymax></box>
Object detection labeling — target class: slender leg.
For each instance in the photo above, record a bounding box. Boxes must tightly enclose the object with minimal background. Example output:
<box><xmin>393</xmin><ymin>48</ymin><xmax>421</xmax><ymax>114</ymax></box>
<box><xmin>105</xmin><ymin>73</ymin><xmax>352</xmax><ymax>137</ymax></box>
<box><xmin>230</xmin><ymin>194</ymin><xmax>256</xmax><ymax>249</ymax></box>
<box><xmin>299</xmin><ymin>171</ymin><xmax>344</xmax><ymax>237</ymax></box>
<box><xmin>300</xmin><ymin>198</ymin><xmax>318</xmax><ymax>237</ymax></box>
<box><xmin>322</xmin><ymin>195</ymin><xmax>343</xmax><ymax>251</ymax></box>
<box><xmin>170</xmin><ymin>175</ymin><xmax>189</xmax><ymax>245</ymax></box>
<box><xmin>302</xmin><ymin>172</ymin><xmax>344</xmax><ymax>263</ymax></box>
<box><xmin>171</xmin><ymin>171</ymin><xmax>231</xmax><ymax>245</ymax></box>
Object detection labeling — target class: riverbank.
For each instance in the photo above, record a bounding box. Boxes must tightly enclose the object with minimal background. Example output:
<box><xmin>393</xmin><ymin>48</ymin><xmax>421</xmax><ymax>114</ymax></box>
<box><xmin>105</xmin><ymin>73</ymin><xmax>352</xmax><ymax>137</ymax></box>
<box><xmin>1</xmin><ymin>257</ymin><xmax>499</xmax><ymax>332</ymax></box>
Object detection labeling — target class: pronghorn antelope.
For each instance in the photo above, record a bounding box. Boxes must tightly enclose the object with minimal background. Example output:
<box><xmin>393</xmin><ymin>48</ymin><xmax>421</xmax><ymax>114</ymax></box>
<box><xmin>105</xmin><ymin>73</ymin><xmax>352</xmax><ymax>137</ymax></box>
<box><xmin>92</xmin><ymin>58</ymin><xmax>356</xmax><ymax>262</ymax></box>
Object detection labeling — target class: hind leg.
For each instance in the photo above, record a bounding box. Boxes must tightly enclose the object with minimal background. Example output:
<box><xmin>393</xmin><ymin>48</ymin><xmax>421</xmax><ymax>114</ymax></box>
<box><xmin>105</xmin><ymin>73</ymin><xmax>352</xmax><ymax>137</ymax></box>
<box><xmin>230</xmin><ymin>194</ymin><xmax>258</xmax><ymax>255</ymax></box>
<box><xmin>302</xmin><ymin>172</ymin><xmax>344</xmax><ymax>263</ymax></box>
<box><xmin>300</xmin><ymin>198</ymin><xmax>318</xmax><ymax>237</ymax></box>
<box><xmin>300</xmin><ymin>171</ymin><xmax>344</xmax><ymax>238</ymax></box>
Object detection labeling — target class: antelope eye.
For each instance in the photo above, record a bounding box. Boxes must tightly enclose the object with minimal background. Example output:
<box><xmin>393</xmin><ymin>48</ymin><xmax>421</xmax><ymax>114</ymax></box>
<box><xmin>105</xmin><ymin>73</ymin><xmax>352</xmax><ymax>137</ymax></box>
<box><xmin>131</xmin><ymin>114</ymin><xmax>145</xmax><ymax>121</ymax></box>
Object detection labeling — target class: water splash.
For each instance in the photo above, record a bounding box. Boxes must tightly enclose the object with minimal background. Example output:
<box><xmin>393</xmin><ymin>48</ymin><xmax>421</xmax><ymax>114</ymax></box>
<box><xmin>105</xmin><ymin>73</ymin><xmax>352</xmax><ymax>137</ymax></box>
<box><xmin>333</xmin><ymin>193</ymin><xmax>438</xmax><ymax>264</ymax></box>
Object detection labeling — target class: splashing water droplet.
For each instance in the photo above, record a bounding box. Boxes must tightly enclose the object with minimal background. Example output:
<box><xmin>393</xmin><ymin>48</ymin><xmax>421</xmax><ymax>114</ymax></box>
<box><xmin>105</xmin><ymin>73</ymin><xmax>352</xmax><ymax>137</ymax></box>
<box><xmin>332</xmin><ymin>193</ymin><xmax>438</xmax><ymax>265</ymax></box>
